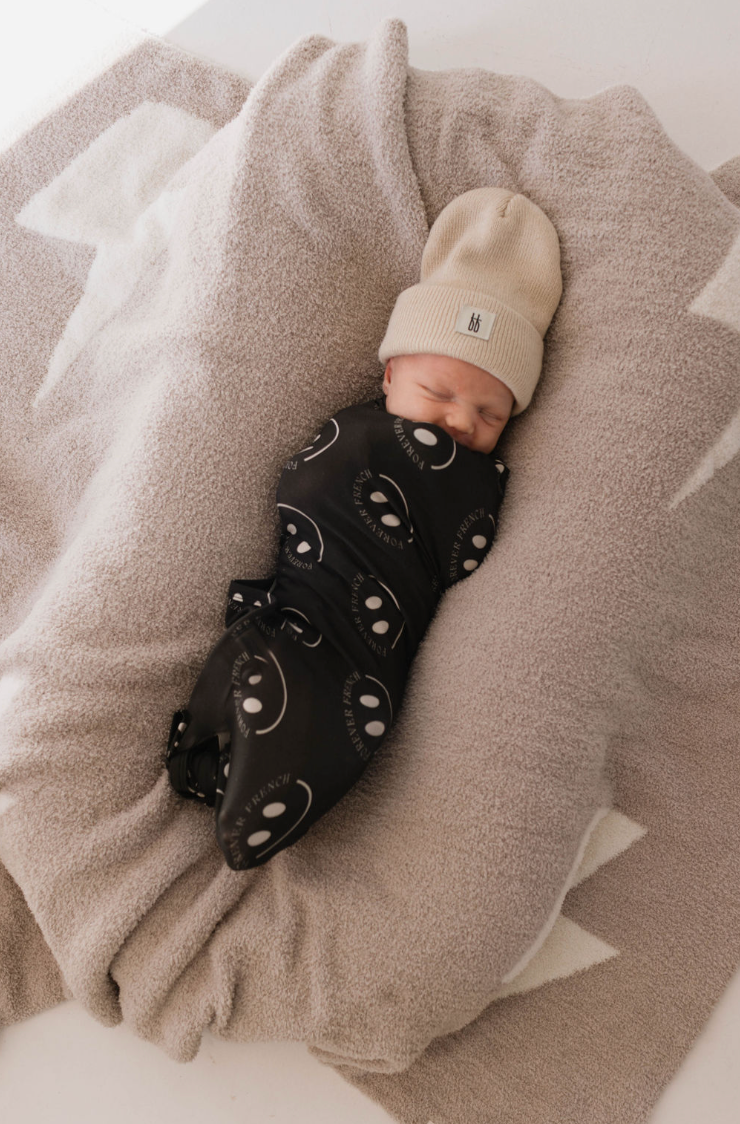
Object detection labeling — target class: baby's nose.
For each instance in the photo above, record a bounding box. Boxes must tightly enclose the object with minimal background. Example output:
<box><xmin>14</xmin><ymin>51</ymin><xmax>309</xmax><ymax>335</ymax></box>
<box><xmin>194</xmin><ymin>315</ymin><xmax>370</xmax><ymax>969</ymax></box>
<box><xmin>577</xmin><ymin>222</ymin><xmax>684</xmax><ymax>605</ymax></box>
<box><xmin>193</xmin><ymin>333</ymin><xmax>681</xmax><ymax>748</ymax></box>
<box><xmin>445</xmin><ymin>404</ymin><xmax>475</xmax><ymax>434</ymax></box>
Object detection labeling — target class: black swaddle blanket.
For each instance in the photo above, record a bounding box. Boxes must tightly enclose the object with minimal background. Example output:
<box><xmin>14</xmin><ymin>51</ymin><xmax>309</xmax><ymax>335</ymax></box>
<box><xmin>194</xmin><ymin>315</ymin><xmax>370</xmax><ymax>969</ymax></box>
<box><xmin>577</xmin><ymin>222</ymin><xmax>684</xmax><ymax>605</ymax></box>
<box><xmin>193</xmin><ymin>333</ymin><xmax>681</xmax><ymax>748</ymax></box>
<box><xmin>166</xmin><ymin>396</ymin><xmax>509</xmax><ymax>869</ymax></box>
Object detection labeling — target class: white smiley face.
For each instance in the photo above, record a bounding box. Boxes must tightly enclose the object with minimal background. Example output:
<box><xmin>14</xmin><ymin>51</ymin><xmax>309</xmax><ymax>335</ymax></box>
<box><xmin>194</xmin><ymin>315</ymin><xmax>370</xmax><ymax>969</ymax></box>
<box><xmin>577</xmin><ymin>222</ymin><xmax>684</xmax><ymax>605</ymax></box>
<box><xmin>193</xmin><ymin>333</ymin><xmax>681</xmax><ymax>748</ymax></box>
<box><xmin>449</xmin><ymin>512</ymin><xmax>497</xmax><ymax>582</ymax></box>
<box><xmin>217</xmin><ymin>776</ymin><xmax>314</xmax><ymax>869</ymax></box>
<box><xmin>355</xmin><ymin>472</ymin><xmax>415</xmax><ymax>545</ymax></box>
<box><xmin>278</xmin><ymin>503</ymin><xmax>325</xmax><ymax>564</ymax></box>
<box><xmin>350</xmin><ymin>572</ymin><xmax>405</xmax><ymax>651</ymax></box>
<box><xmin>345</xmin><ymin>673</ymin><xmax>393</xmax><ymax>761</ymax></box>
<box><xmin>295</xmin><ymin>416</ymin><xmax>339</xmax><ymax>461</ymax></box>
<box><xmin>394</xmin><ymin>417</ymin><xmax>458</xmax><ymax>470</ymax></box>
<box><xmin>279</xmin><ymin>606</ymin><xmax>323</xmax><ymax>647</ymax></box>
<box><xmin>230</xmin><ymin>648</ymin><xmax>287</xmax><ymax>736</ymax></box>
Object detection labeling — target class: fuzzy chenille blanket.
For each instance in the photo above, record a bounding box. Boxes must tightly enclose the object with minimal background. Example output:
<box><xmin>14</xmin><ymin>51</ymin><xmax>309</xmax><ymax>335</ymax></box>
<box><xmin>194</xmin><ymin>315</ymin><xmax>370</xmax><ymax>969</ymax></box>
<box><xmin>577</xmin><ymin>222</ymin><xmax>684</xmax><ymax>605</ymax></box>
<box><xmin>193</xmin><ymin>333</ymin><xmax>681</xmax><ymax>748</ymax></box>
<box><xmin>2</xmin><ymin>18</ymin><xmax>740</xmax><ymax>1123</ymax></box>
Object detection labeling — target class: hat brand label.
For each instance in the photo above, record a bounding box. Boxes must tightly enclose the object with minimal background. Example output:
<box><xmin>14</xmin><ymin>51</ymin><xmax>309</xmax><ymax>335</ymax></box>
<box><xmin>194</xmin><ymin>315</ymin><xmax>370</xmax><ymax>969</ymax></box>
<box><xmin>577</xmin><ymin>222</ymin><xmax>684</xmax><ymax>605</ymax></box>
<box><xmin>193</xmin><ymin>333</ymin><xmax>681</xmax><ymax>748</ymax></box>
<box><xmin>455</xmin><ymin>305</ymin><xmax>495</xmax><ymax>340</ymax></box>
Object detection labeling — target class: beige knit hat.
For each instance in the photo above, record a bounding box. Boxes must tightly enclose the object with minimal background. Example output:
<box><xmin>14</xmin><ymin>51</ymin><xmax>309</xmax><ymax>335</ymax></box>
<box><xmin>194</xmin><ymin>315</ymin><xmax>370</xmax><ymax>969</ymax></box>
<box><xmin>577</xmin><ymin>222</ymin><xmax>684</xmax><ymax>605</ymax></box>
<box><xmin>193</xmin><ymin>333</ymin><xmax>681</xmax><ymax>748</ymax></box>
<box><xmin>378</xmin><ymin>187</ymin><xmax>563</xmax><ymax>416</ymax></box>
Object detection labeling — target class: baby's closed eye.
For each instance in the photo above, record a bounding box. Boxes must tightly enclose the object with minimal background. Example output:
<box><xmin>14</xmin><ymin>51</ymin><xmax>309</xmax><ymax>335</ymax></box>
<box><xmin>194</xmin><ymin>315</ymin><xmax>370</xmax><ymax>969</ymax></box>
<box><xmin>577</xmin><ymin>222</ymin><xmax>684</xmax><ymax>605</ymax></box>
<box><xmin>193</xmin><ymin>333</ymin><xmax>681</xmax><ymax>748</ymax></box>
<box><xmin>424</xmin><ymin>388</ymin><xmax>501</xmax><ymax>424</ymax></box>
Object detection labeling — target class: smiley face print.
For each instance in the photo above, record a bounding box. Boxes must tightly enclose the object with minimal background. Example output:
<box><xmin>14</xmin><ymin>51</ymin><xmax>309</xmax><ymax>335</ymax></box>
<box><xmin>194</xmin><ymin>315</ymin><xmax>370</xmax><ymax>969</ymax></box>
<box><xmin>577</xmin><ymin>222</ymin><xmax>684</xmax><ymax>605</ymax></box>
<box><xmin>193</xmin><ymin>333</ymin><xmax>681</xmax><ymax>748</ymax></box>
<box><xmin>349</xmin><ymin>571</ymin><xmax>405</xmax><ymax>657</ymax></box>
<box><xmin>352</xmin><ymin>469</ymin><xmax>414</xmax><ymax>548</ymax></box>
<box><xmin>168</xmin><ymin>397</ymin><xmax>510</xmax><ymax>872</ymax></box>
<box><xmin>390</xmin><ymin>414</ymin><xmax>458</xmax><ymax>471</ymax></box>
<box><xmin>218</xmin><ymin>774</ymin><xmax>314</xmax><ymax>869</ymax></box>
<box><xmin>448</xmin><ymin>509</ymin><xmax>498</xmax><ymax>585</ymax></box>
<box><xmin>278</xmin><ymin>503</ymin><xmax>325</xmax><ymax>570</ymax></box>
<box><xmin>342</xmin><ymin>670</ymin><xmax>393</xmax><ymax>762</ymax></box>
<box><xmin>230</xmin><ymin>647</ymin><xmax>287</xmax><ymax>738</ymax></box>
<box><xmin>279</xmin><ymin>605</ymin><xmax>323</xmax><ymax>647</ymax></box>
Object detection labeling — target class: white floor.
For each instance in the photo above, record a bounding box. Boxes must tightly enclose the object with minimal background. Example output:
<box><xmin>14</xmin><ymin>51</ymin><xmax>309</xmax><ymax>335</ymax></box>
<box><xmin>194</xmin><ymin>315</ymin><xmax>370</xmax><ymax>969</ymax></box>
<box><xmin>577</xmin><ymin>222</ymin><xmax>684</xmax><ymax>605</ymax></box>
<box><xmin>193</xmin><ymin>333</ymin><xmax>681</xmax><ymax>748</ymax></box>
<box><xmin>2</xmin><ymin>2</ymin><xmax>740</xmax><ymax>1121</ymax></box>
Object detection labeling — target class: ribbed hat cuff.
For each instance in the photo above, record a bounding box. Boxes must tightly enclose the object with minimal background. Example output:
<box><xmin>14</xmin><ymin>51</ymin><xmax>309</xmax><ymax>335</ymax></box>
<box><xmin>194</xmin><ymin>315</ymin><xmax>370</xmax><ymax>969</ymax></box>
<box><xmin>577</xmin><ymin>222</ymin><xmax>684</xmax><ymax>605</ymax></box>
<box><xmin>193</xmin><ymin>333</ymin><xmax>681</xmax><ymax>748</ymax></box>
<box><xmin>377</xmin><ymin>285</ymin><xmax>544</xmax><ymax>416</ymax></box>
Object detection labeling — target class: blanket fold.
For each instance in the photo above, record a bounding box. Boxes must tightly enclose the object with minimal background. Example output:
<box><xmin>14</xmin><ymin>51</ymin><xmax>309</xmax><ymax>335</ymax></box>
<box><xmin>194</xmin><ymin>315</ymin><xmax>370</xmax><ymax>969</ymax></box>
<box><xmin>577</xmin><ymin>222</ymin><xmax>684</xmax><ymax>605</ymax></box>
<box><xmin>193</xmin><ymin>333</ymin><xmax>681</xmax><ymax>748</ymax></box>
<box><xmin>2</xmin><ymin>19</ymin><xmax>740</xmax><ymax>1108</ymax></box>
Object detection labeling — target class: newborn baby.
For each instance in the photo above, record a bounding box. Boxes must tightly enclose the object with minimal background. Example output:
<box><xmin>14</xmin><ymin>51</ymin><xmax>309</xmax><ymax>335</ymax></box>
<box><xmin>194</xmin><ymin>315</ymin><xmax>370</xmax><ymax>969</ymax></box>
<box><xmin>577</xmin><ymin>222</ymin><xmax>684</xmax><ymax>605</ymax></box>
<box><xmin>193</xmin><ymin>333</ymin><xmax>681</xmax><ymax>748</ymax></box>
<box><xmin>166</xmin><ymin>187</ymin><xmax>563</xmax><ymax>870</ymax></box>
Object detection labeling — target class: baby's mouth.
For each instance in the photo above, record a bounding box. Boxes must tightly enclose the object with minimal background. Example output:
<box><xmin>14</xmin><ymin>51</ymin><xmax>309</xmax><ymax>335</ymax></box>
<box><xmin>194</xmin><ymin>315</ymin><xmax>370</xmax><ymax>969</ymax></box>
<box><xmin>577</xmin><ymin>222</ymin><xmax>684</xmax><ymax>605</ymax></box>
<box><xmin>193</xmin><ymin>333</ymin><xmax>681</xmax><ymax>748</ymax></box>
<box><xmin>446</xmin><ymin>429</ymin><xmax>472</xmax><ymax>448</ymax></box>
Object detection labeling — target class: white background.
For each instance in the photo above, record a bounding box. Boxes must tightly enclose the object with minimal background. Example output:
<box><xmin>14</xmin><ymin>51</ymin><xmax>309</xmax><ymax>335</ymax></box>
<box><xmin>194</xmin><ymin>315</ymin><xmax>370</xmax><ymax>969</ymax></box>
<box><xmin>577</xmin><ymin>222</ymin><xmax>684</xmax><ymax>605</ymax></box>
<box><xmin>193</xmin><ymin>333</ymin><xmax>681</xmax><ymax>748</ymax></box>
<box><xmin>1</xmin><ymin>2</ymin><xmax>739</xmax><ymax>1121</ymax></box>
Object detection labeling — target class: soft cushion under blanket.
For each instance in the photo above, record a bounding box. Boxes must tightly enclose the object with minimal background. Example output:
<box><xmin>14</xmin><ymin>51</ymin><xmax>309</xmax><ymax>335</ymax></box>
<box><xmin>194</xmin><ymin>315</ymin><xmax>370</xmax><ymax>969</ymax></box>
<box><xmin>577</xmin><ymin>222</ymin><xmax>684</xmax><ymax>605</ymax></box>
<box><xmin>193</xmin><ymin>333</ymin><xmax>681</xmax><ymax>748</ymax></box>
<box><xmin>1</xmin><ymin>18</ymin><xmax>739</xmax><ymax>1080</ymax></box>
<box><xmin>166</xmin><ymin>397</ymin><xmax>509</xmax><ymax>868</ymax></box>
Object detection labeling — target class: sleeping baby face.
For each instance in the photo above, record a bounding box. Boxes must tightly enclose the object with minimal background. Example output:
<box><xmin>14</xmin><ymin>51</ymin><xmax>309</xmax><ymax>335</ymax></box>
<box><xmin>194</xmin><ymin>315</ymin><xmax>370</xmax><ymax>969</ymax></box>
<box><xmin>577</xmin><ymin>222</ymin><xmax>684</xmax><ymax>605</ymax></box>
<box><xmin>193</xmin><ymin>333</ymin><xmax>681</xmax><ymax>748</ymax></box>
<box><xmin>382</xmin><ymin>353</ymin><xmax>515</xmax><ymax>455</ymax></box>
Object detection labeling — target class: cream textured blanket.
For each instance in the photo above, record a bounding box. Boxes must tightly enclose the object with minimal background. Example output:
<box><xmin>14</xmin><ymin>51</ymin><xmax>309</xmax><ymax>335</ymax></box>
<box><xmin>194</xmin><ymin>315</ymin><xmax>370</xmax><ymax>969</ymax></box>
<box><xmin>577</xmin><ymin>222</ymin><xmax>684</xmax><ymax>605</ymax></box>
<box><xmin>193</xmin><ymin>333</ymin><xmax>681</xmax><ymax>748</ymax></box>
<box><xmin>2</xmin><ymin>19</ymin><xmax>740</xmax><ymax>1121</ymax></box>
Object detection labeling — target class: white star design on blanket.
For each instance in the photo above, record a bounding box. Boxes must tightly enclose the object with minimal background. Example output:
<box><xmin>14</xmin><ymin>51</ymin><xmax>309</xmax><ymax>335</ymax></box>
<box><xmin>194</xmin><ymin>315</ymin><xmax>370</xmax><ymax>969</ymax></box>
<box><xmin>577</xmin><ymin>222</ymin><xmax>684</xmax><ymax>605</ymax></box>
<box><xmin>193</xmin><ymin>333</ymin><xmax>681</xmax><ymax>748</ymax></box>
<box><xmin>14</xmin><ymin>101</ymin><xmax>215</xmax><ymax>406</ymax></box>
<box><xmin>490</xmin><ymin>808</ymin><xmax>647</xmax><ymax>1001</ymax></box>
<box><xmin>669</xmin><ymin>227</ymin><xmax>740</xmax><ymax>510</ymax></box>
